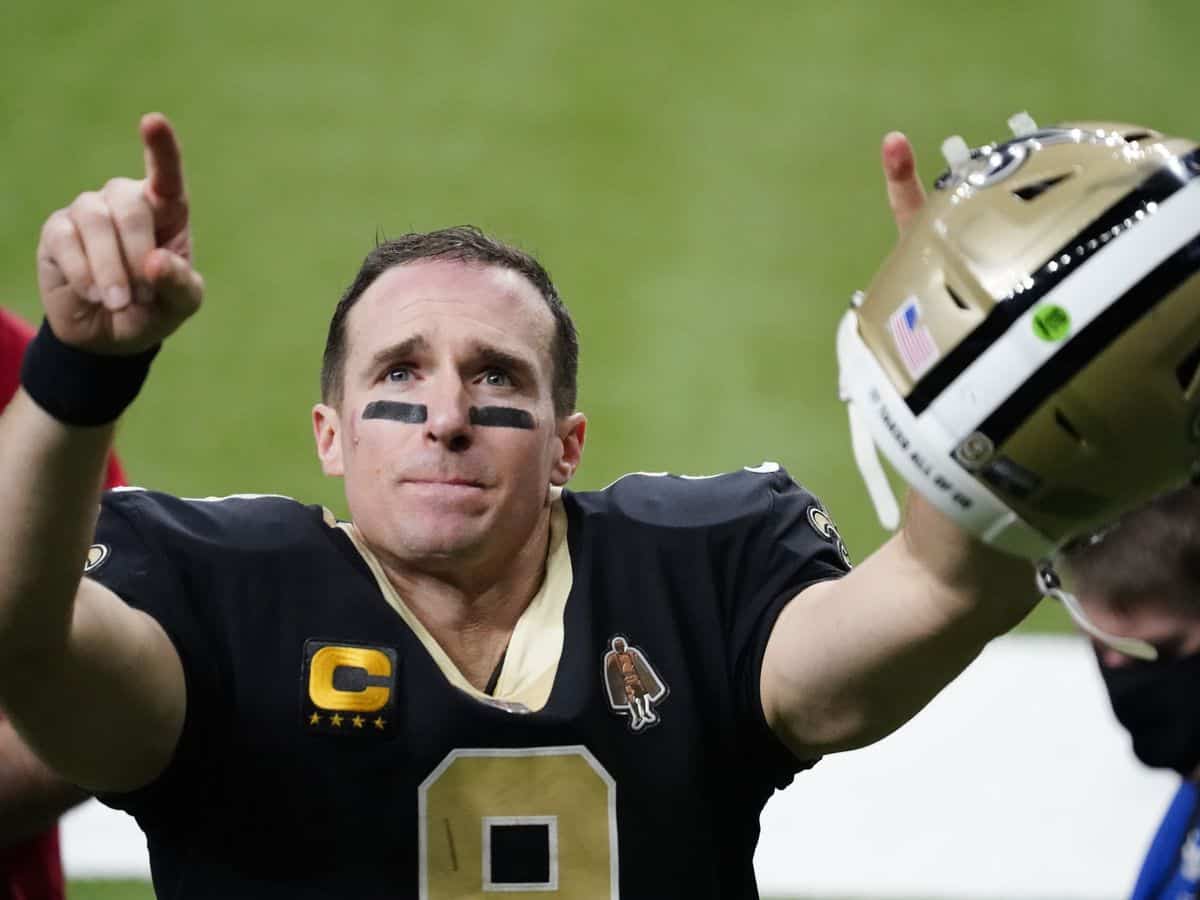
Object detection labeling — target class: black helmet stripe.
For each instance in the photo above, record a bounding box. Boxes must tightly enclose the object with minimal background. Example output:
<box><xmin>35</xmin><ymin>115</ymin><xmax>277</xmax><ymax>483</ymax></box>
<box><xmin>905</xmin><ymin>148</ymin><xmax>1200</xmax><ymax>416</ymax></box>
<box><xmin>968</xmin><ymin>231</ymin><xmax>1200</xmax><ymax>450</ymax></box>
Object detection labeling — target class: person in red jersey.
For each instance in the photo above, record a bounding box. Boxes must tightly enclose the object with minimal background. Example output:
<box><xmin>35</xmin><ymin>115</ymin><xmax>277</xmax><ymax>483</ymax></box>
<box><xmin>0</xmin><ymin>307</ymin><xmax>124</xmax><ymax>900</ymax></box>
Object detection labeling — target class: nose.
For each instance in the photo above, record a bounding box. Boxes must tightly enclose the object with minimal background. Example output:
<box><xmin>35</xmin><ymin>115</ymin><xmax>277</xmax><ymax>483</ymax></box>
<box><xmin>423</xmin><ymin>379</ymin><xmax>472</xmax><ymax>453</ymax></box>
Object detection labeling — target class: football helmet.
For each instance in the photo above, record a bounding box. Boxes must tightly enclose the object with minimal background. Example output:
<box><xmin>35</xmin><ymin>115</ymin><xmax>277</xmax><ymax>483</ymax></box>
<box><xmin>840</xmin><ymin>114</ymin><xmax>1200</xmax><ymax>658</ymax></box>
<box><xmin>840</xmin><ymin>114</ymin><xmax>1200</xmax><ymax>562</ymax></box>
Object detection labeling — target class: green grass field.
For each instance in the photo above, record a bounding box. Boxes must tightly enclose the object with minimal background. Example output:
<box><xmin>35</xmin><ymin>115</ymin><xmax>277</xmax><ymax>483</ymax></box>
<box><xmin>14</xmin><ymin>0</ymin><xmax>1192</xmax><ymax>631</ymax></box>
<box><xmin>6</xmin><ymin>1</ymin><xmax>1199</xmax><ymax>894</ymax></box>
<box><xmin>69</xmin><ymin>882</ymin><xmax>153</xmax><ymax>900</ymax></box>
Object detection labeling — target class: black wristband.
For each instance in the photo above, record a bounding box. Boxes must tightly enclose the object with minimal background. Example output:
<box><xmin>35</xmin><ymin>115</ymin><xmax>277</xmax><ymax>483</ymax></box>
<box><xmin>20</xmin><ymin>320</ymin><xmax>160</xmax><ymax>426</ymax></box>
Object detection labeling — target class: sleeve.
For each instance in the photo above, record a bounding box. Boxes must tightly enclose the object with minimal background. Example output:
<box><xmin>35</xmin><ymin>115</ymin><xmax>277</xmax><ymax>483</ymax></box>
<box><xmin>86</xmin><ymin>492</ymin><xmax>229</xmax><ymax>824</ymax></box>
<box><xmin>102</xmin><ymin>453</ymin><xmax>127</xmax><ymax>489</ymax></box>
<box><xmin>0</xmin><ymin>309</ymin><xmax>126</xmax><ymax>487</ymax></box>
<box><xmin>1130</xmin><ymin>780</ymin><xmax>1200</xmax><ymax>900</ymax></box>
<box><xmin>725</xmin><ymin>468</ymin><xmax>852</xmax><ymax>785</ymax></box>
<box><xmin>0</xmin><ymin>308</ymin><xmax>35</xmax><ymax>409</ymax></box>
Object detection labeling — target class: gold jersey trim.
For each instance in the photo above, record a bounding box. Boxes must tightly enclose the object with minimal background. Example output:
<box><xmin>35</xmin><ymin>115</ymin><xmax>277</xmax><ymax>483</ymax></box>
<box><xmin>337</xmin><ymin>488</ymin><xmax>571</xmax><ymax>712</ymax></box>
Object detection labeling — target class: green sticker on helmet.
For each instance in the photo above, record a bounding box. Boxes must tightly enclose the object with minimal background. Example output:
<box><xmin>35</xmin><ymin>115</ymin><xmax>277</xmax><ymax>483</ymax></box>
<box><xmin>1032</xmin><ymin>304</ymin><xmax>1071</xmax><ymax>342</ymax></box>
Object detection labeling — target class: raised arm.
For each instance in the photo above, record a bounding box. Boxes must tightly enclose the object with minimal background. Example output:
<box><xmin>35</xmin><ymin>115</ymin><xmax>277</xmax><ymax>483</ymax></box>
<box><xmin>760</xmin><ymin>132</ymin><xmax>1036</xmax><ymax>758</ymax></box>
<box><xmin>0</xmin><ymin>114</ymin><xmax>203</xmax><ymax>791</ymax></box>
<box><xmin>762</xmin><ymin>492</ymin><xmax>1034</xmax><ymax>757</ymax></box>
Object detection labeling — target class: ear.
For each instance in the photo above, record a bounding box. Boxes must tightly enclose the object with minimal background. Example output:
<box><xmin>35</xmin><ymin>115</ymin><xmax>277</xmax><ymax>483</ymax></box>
<box><xmin>312</xmin><ymin>403</ymin><xmax>345</xmax><ymax>477</ymax></box>
<box><xmin>550</xmin><ymin>413</ymin><xmax>587</xmax><ymax>486</ymax></box>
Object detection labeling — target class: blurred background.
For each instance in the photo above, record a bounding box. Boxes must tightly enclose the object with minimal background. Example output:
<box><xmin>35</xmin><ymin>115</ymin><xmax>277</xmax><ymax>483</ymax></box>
<box><xmin>2</xmin><ymin>1</ymin><xmax>1195</xmax><ymax>896</ymax></box>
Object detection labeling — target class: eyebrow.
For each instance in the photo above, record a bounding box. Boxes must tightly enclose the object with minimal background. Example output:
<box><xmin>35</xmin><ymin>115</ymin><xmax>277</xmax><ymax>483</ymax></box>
<box><xmin>470</xmin><ymin>343</ymin><xmax>538</xmax><ymax>385</ymax></box>
<box><xmin>364</xmin><ymin>335</ymin><xmax>539</xmax><ymax>385</ymax></box>
<box><xmin>366</xmin><ymin>335</ymin><xmax>431</xmax><ymax>374</ymax></box>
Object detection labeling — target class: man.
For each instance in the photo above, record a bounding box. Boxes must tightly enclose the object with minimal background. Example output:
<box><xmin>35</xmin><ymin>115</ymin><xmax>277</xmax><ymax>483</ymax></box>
<box><xmin>0</xmin><ymin>307</ymin><xmax>122</xmax><ymax>900</ymax></box>
<box><xmin>0</xmin><ymin>112</ymin><xmax>1040</xmax><ymax>898</ymax></box>
<box><xmin>1062</xmin><ymin>488</ymin><xmax>1200</xmax><ymax>900</ymax></box>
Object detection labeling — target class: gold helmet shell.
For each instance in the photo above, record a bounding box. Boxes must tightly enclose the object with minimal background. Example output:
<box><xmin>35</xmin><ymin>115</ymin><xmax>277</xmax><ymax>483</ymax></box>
<box><xmin>839</xmin><ymin>116</ymin><xmax>1200</xmax><ymax>557</ymax></box>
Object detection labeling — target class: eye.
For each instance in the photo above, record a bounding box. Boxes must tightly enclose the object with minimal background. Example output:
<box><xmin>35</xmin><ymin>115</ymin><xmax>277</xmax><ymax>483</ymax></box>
<box><xmin>385</xmin><ymin>366</ymin><xmax>412</xmax><ymax>383</ymax></box>
<box><xmin>481</xmin><ymin>369</ymin><xmax>512</xmax><ymax>387</ymax></box>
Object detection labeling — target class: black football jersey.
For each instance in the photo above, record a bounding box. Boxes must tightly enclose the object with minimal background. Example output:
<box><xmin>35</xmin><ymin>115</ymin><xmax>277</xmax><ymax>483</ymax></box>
<box><xmin>89</xmin><ymin>464</ymin><xmax>850</xmax><ymax>899</ymax></box>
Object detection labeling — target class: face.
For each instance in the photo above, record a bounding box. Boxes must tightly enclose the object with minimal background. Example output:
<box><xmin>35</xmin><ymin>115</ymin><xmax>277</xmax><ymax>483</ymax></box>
<box><xmin>312</xmin><ymin>259</ymin><xmax>585</xmax><ymax>572</ymax></box>
<box><xmin>1080</xmin><ymin>588</ymin><xmax>1200</xmax><ymax>778</ymax></box>
<box><xmin>1076</xmin><ymin>590</ymin><xmax>1200</xmax><ymax>668</ymax></box>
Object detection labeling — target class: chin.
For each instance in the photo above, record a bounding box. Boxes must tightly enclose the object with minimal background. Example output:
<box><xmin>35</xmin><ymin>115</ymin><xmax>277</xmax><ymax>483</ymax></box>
<box><xmin>390</xmin><ymin>516</ymin><xmax>488</xmax><ymax>561</ymax></box>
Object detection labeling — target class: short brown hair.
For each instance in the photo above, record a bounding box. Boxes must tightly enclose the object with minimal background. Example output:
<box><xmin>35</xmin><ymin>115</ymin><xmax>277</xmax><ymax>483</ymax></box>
<box><xmin>321</xmin><ymin>226</ymin><xmax>579</xmax><ymax>416</ymax></box>
<box><xmin>1062</xmin><ymin>484</ymin><xmax>1200</xmax><ymax>612</ymax></box>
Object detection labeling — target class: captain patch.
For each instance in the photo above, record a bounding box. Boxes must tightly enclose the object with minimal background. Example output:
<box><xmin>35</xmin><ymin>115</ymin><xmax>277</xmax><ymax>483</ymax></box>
<box><xmin>302</xmin><ymin>640</ymin><xmax>398</xmax><ymax>737</ymax></box>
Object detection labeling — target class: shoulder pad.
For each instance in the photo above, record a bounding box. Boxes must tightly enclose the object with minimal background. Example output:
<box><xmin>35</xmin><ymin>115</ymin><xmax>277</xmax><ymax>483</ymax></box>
<box><xmin>103</xmin><ymin>488</ymin><xmax>337</xmax><ymax>552</ymax></box>
<box><xmin>573</xmin><ymin>462</ymin><xmax>804</xmax><ymax>529</ymax></box>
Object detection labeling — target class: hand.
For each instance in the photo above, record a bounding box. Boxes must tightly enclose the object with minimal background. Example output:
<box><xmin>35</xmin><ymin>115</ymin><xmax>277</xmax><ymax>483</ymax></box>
<box><xmin>881</xmin><ymin>131</ymin><xmax>926</xmax><ymax>234</ymax></box>
<box><xmin>35</xmin><ymin>113</ymin><xmax>204</xmax><ymax>355</ymax></box>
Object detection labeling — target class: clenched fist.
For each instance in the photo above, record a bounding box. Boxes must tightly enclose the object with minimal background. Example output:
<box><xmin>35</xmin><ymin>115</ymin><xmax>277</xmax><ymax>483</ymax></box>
<box><xmin>36</xmin><ymin>113</ymin><xmax>203</xmax><ymax>355</ymax></box>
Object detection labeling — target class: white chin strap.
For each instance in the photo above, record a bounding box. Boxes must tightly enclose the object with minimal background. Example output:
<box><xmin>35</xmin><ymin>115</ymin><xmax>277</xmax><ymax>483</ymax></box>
<box><xmin>845</xmin><ymin>401</ymin><xmax>902</xmax><ymax>530</ymax></box>
<box><xmin>838</xmin><ymin>306</ymin><xmax>900</xmax><ymax>530</ymax></box>
<box><xmin>836</xmin><ymin>309</ymin><xmax>1051</xmax><ymax>558</ymax></box>
<box><xmin>1035</xmin><ymin>564</ymin><xmax>1158</xmax><ymax>662</ymax></box>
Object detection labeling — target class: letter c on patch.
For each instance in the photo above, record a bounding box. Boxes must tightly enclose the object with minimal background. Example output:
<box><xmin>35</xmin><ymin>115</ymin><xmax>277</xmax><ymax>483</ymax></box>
<box><xmin>308</xmin><ymin>646</ymin><xmax>393</xmax><ymax>712</ymax></box>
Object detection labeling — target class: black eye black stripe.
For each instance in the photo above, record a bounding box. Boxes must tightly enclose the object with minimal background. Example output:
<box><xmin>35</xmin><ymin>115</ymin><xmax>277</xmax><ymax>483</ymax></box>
<box><xmin>905</xmin><ymin>148</ymin><xmax>1200</xmax><ymax>416</ymax></box>
<box><xmin>362</xmin><ymin>401</ymin><xmax>427</xmax><ymax>423</ymax></box>
<box><xmin>360</xmin><ymin>401</ymin><xmax>535</xmax><ymax>430</ymax></box>
<box><xmin>469</xmin><ymin>406</ymin><xmax>535</xmax><ymax>429</ymax></box>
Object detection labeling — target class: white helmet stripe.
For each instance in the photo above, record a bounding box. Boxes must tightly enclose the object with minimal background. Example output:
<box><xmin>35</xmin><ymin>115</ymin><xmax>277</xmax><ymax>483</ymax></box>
<box><xmin>907</xmin><ymin>151</ymin><xmax>1200</xmax><ymax>415</ymax></box>
<box><xmin>976</xmin><ymin>231</ymin><xmax>1200</xmax><ymax>446</ymax></box>
<box><xmin>919</xmin><ymin>175</ymin><xmax>1200</xmax><ymax>445</ymax></box>
<box><xmin>836</xmin><ymin>310</ymin><xmax>1054</xmax><ymax>557</ymax></box>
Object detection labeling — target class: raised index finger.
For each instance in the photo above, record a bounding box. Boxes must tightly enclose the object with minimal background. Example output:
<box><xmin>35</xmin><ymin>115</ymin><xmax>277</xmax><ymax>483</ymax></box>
<box><xmin>881</xmin><ymin>131</ymin><xmax>926</xmax><ymax>234</ymax></box>
<box><xmin>140</xmin><ymin>112</ymin><xmax>186</xmax><ymax>205</ymax></box>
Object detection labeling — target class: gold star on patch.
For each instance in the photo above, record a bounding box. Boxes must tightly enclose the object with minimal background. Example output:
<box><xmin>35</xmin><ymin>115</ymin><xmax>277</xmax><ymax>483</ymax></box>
<box><xmin>374</xmin><ymin>716</ymin><xmax>386</xmax><ymax>730</ymax></box>
<box><xmin>330</xmin><ymin>713</ymin><xmax>343</xmax><ymax>727</ymax></box>
<box><xmin>309</xmin><ymin>712</ymin><xmax>321</xmax><ymax>726</ymax></box>
<box><xmin>352</xmin><ymin>715</ymin><xmax>364</xmax><ymax>728</ymax></box>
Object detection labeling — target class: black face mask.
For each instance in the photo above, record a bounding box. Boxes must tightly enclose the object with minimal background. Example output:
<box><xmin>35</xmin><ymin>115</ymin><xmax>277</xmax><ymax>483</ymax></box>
<box><xmin>1099</xmin><ymin>648</ymin><xmax>1200</xmax><ymax>776</ymax></box>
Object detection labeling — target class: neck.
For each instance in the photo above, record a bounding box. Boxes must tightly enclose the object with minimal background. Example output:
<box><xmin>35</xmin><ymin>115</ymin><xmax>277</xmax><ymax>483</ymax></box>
<box><xmin>370</xmin><ymin>508</ymin><xmax>553</xmax><ymax>691</ymax></box>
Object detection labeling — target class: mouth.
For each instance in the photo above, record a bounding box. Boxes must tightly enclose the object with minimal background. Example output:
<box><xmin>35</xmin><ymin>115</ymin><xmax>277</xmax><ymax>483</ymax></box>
<box><xmin>402</xmin><ymin>478</ymin><xmax>486</xmax><ymax>490</ymax></box>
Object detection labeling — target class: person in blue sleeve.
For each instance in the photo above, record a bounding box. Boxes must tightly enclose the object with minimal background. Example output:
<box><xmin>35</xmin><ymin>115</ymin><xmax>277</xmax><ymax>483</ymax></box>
<box><xmin>1064</xmin><ymin>486</ymin><xmax>1200</xmax><ymax>900</ymax></box>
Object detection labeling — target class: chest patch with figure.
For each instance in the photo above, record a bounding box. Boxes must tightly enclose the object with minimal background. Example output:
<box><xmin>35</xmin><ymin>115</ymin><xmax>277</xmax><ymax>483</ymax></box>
<box><xmin>602</xmin><ymin>635</ymin><xmax>669</xmax><ymax>732</ymax></box>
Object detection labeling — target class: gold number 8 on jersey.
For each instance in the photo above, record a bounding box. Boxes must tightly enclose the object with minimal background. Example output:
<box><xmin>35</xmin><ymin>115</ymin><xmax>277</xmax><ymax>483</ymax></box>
<box><xmin>418</xmin><ymin>746</ymin><xmax>618</xmax><ymax>898</ymax></box>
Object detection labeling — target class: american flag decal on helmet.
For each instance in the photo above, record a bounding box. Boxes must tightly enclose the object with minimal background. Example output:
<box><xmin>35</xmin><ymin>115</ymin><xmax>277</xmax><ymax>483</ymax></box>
<box><xmin>888</xmin><ymin>297</ymin><xmax>940</xmax><ymax>378</ymax></box>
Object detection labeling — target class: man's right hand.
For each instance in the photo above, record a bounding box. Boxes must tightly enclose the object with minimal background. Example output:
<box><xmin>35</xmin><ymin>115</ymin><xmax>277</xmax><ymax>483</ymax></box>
<box><xmin>35</xmin><ymin>113</ymin><xmax>203</xmax><ymax>355</ymax></box>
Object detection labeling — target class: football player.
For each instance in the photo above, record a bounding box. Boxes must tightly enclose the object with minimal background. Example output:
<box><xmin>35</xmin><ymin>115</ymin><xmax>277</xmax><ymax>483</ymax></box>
<box><xmin>0</xmin><ymin>111</ymin><xmax>1193</xmax><ymax>898</ymax></box>
<box><xmin>0</xmin><ymin>307</ymin><xmax>123</xmax><ymax>900</ymax></box>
